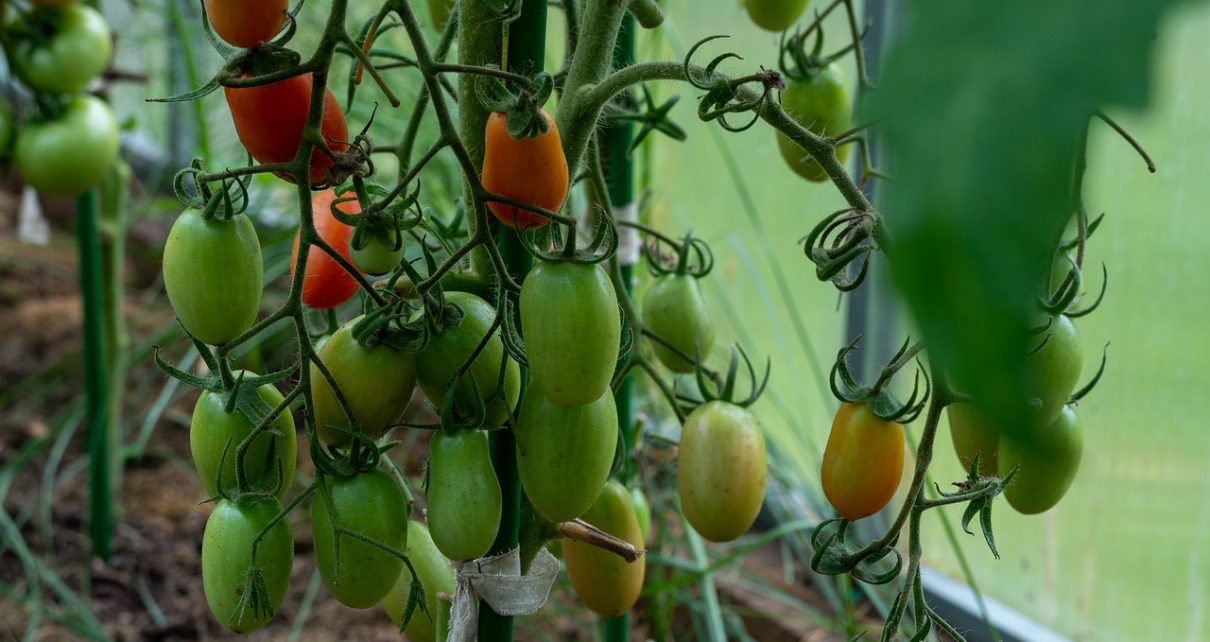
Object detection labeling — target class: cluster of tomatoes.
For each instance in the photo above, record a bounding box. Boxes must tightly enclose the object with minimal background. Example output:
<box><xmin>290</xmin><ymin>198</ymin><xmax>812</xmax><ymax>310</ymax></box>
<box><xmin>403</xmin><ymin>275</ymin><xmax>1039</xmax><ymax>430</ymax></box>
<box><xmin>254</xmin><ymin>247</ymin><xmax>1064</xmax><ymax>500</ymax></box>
<box><xmin>0</xmin><ymin>0</ymin><xmax>119</xmax><ymax>196</ymax></box>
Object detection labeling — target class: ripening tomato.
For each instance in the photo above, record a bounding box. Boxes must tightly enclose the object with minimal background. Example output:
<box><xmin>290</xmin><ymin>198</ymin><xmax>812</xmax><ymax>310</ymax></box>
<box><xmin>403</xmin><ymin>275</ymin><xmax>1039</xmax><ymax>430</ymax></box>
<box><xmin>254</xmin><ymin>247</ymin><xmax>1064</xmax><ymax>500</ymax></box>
<box><xmin>743</xmin><ymin>0</ymin><xmax>809</xmax><ymax>32</ymax></box>
<box><xmin>481</xmin><ymin>110</ymin><xmax>569</xmax><ymax>229</ymax></box>
<box><xmin>416</xmin><ymin>291</ymin><xmax>521</xmax><ymax>426</ymax></box>
<box><xmin>163</xmin><ymin>208</ymin><xmax>263</xmax><ymax>346</ymax></box>
<box><xmin>15</xmin><ymin>95</ymin><xmax>119</xmax><ymax>196</ymax></box>
<box><xmin>224</xmin><ymin>72</ymin><xmax>348</xmax><ymax>186</ymax></box>
<box><xmin>520</xmin><ymin>261</ymin><xmax>621</xmax><ymax>407</ymax></box>
<box><xmin>515</xmin><ymin>387</ymin><xmax>618</xmax><ymax>523</ymax></box>
<box><xmin>190</xmin><ymin>373</ymin><xmax>296</xmax><ymax>500</ymax></box>
<box><xmin>204</xmin><ymin>0</ymin><xmax>288</xmax><ymax>48</ymax></box>
<box><xmin>383</xmin><ymin>521</ymin><xmax>455</xmax><ymax>642</ymax></box>
<box><xmin>562</xmin><ymin>480</ymin><xmax>645</xmax><ymax>617</ymax></box>
<box><xmin>1025</xmin><ymin>314</ymin><xmax>1083</xmax><ymax>429</ymax></box>
<box><xmin>426</xmin><ymin>428</ymin><xmax>502</xmax><ymax>562</ymax></box>
<box><xmin>777</xmin><ymin>64</ymin><xmax>853</xmax><ymax>182</ymax></box>
<box><xmin>821</xmin><ymin>402</ymin><xmax>904</xmax><ymax>521</ymax></box>
<box><xmin>202</xmin><ymin>497</ymin><xmax>293</xmax><ymax>634</ymax></box>
<box><xmin>9</xmin><ymin>4</ymin><xmax>112</xmax><ymax>95</ymax></box>
<box><xmin>1000</xmin><ymin>405</ymin><xmax>1083</xmax><ymax>515</ymax></box>
<box><xmin>947</xmin><ymin>403</ymin><xmax>1000</xmax><ymax>476</ymax></box>
<box><xmin>312</xmin><ymin>470</ymin><xmax>408</xmax><ymax>608</ymax></box>
<box><xmin>642</xmin><ymin>274</ymin><xmax>716</xmax><ymax>373</ymax></box>
<box><xmin>291</xmin><ymin>189</ymin><xmax>361</xmax><ymax>309</ymax></box>
<box><xmin>309</xmin><ymin>316</ymin><xmax>416</xmax><ymax>446</ymax></box>
<box><xmin>678</xmin><ymin>401</ymin><xmax>767</xmax><ymax>542</ymax></box>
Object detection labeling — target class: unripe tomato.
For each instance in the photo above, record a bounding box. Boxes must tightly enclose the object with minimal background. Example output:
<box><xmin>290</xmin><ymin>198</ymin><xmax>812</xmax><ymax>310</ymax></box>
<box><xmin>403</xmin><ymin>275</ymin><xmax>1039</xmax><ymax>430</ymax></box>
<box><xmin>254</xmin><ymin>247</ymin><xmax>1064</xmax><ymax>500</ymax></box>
<box><xmin>520</xmin><ymin>261</ymin><xmax>621</xmax><ymax>407</ymax></box>
<box><xmin>777</xmin><ymin>64</ymin><xmax>853</xmax><ymax>182</ymax></box>
<box><xmin>9</xmin><ymin>4</ymin><xmax>111</xmax><ymax>95</ymax></box>
<box><xmin>311</xmin><ymin>470</ymin><xmax>408</xmax><ymax>608</ymax></box>
<box><xmin>204</xmin><ymin>0</ymin><xmax>288</xmax><ymax>48</ymax></box>
<box><xmin>224</xmin><ymin>73</ymin><xmax>348</xmax><ymax>186</ymax></box>
<box><xmin>947</xmin><ymin>403</ymin><xmax>1000</xmax><ymax>476</ymax></box>
<box><xmin>1024</xmin><ymin>314</ymin><xmax>1083</xmax><ymax>429</ymax></box>
<box><xmin>515</xmin><ymin>387</ymin><xmax>618</xmax><ymax>523</ymax></box>
<box><xmin>202</xmin><ymin>497</ymin><xmax>293</xmax><ymax>634</ymax></box>
<box><xmin>291</xmin><ymin>189</ymin><xmax>361</xmax><ymax>309</ymax></box>
<box><xmin>481</xmin><ymin>110</ymin><xmax>569</xmax><ymax>229</ymax></box>
<box><xmin>416</xmin><ymin>292</ymin><xmax>521</xmax><ymax>425</ymax></box>
<box><xmin>821</xmin><ymin>402</ymin><xmax>904</xmax><ymax>521</ymax></box>
<box><xmin>631</xmin><ymin>487</ymin><xmax>652</xmax><ymax>544</ymax></box>
<box><xmin>190</xmin><ymin>373</ymin><xmax>296</xmax><ymax>500</ymax></box>
<box><xmin>743</xmin><ymin>0</ymin><xmax>809</xmax><ymax>32</ymax></box>
<box><xmin>309</xmin><ymin>317</ymin><xmax>416</xmax><ymax>446</ymax></box>
<box><xmin>349</xmin><ymin>229</ymin><xmax>404</xmax><ymax>276</ymax></box>
<box><xmin>642</xmin><ymin>274</ymin><xmax>716</xmax><ymax>373</ymax></box>
<box><xmin>383</xmin><ymin>521</ymin><xmax>455</xmax><ymax>642</ymax></box>
<box><xmin>163</xmin><ymin>208</ymin><xmax>263</xmax><ymax>346</ymax></box>
<box><xmin>15</xmin><ymin>95</ymin><xmax>119</xmax><ymax>197</ymax></box>
<box><xmin>678</xmin><ymin>401</ymin><xmax>767</xmax><ymax>541</ymax></box>
<box><xmin>562</xmin><ymin>480</ymin><xmax>645</xmax><ymax>617</ymax></box>
<box><xmin>426</xmin><ymin>428</ymin><xmax>502</xmax><ymax>561</ymax></box>
<box><xmin>1000</xmin><ymin>405</ymin><xmax>1083</xmax><ymax>515</ymax></box>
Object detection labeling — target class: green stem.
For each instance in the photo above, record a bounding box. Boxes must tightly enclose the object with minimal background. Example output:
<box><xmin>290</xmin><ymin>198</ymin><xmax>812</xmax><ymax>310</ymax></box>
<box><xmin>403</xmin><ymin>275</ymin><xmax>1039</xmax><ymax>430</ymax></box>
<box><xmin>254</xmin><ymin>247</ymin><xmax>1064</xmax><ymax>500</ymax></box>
<box><xmin>455</xmin><ymin>0</ymin><xmax>502</xmax><ymax>278</ymax></box>
<box><xmin>78</xmin><ymin>190</ymin><xmax>111</xmax><ymax>561</ymax></box>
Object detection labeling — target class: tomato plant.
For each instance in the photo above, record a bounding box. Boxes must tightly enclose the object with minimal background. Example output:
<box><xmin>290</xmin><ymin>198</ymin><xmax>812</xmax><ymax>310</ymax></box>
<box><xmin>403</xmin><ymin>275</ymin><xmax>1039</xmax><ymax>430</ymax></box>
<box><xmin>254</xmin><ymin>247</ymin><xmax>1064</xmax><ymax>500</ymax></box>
<box><xmin>642</xmin><ymin>273</ymin><xmax>716</xmax><ymax>372</ymax></box>
<box><xmin>190</xmin><ymin>374</ymin><xmax>296</xmax><ymax>500</ymax></box>
<box><xmin>383</xmin><ymin>521</ymin><xmax>455</xmax><ymax>642</ymax></box>
<box><xmin>562</xmin><ymin>480</ymin><xmax>645</xmax><ymax>617</ymax></box>
<box><xmin>678</xmin><ymin>400</ymin><xmax>767</xmax><ymax>542</ymax></box>
<box><xmin>426</xmin><ymin>428</ymin><xmax>502</xmax><ymax>562</ymax></box>
<box><xmin>481</xmin><ymin>110</ymin><xmax>569</xmax><ymax>229</ymax></box>
<box><xmin>201</xmin><ymin>497</ymin><xmax>293</xmax><ymax>634</ymax></box>
<box><xmin>8</xmin><ymin>4</ymin><xmax>111</xmax><ymax>95</ymax></box>
<box><xmin>15</xmin><ymin>95</ymin><xmax>119</xmax><ymax>196</ymax></box>
<box><xmin>1000</xmin><ymin>405</ymin><xmax>1084</xmax><ymax>515</ymax></box>
<box><xmin>312</xmin><ymin>470</ymin><xmax>408</xmax><ymax>608</ymax></box>
<box><xmin>777</xmin><ymin>64</ymin><xmax>853</xmax><ymax>182</ymax></box>
<box><xmin>1025</xmin><ymin>313</ymin><xmax>1084</xmax><ymax>428</ymax></box>
<box><xmin>291</xmin><ymin>189</ymin><xmax>361</xmax><ymax>310</ymax></box>
<box><xmin>203</xmin><ymin>0</ymin><xmax>288</xmax><ymax>48</ymax></box>
<box><xmin>821</xmin><ymin>402</ymin><xmax>905</xmax><ymax>521</ymax></box>
<box><xmin>743</xmin><ymin>0</ymin><xmax>809</xmax><ymax>32</ymax></box>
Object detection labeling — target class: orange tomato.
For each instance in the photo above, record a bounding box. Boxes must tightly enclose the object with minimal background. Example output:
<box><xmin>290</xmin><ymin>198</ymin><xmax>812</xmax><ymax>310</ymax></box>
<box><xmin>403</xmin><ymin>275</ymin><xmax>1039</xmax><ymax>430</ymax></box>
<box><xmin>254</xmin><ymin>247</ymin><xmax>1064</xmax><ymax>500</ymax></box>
<box><xmin>562</xmin><ymin>481</ymin><xmax>645</xmax><ymax>617</ymax></box>
<box><xmin>821</xmin><ymin>402</ymin><xmax>905</xmax><ymax>521</ymax></box>
<box><xmin>481</xmin><ymin>110</ymin><xmax>568</xmax><ymax>230</ymax></box>
<box><xmin>291</xmin><ymin>190</ymin><xmax>361</xmax><ymax>309</ymax></box>
<box><xmin>204</xmin><ymin>0</ymin><xmax>288</xmax><ymax>49</ymax></box>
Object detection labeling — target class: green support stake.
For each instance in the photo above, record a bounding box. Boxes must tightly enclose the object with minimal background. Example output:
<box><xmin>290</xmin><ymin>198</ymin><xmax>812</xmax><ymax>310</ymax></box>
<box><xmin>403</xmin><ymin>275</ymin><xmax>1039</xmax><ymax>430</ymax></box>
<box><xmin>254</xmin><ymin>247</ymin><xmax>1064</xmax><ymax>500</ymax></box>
<box><xmin>602</xmin><ymin>13</ymin><xmax>637</xmax><ymax>642</ymax></box>
<box><xmin>77</xmin><ymin>189</ymin><xmax>112</xmax><ymax>561</ymax></box>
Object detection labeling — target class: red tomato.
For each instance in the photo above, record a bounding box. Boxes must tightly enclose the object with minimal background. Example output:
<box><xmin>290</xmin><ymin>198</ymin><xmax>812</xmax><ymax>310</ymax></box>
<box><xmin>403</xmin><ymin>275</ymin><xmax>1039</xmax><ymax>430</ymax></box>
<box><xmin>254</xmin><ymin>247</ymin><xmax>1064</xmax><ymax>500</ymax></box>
<box><xmin>204</xmin><ymin>0</ymin><xmax>288</xmax><ymax>48</ymax></box>
<box><xmin>481</xmin><ymin>110</ymin><xmax>568</xmax><ymax>230</ymax></box>
<box><xmin>291</xmin><ymin>190</ymin><xmax>361</xmax><ymax>309</ymax></box>
<box><xmin>224</xmin><ymin>73</ymin><xmax>348</xmax><ymax>186</ymax></box>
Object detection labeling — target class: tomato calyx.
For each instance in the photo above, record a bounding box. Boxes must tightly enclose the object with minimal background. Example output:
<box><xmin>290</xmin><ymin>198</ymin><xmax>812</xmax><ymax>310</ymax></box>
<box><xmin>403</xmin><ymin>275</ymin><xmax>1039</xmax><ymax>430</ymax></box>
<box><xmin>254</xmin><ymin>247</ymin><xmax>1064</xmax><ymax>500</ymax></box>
<box><xmin>686</xmin><ymin>345</ymin><xmax>770</xmax><ymax>411</ymax></box>
<box><xmin>603</xmin><ymin>84</ymin><xmax>687</xmax><ymax>156</ymax></box>
<box><xmin>830</xmin><ymin>335</ymin><xmax>929</xmax><ymax>423</ymax></box>
<box><xmin>476</xmin><ymin>70</ymin><xmax>556</xmax><ymax>139</ymax></box>
<box><xmin>802</xmin><ymin>207</ymin><xmax>875</xmax><ymax>292</ymax></box>
<box><xmin>684</xmin><ymin>36</ymin><xmax>782</xmax><ymax>133</ymax></box>
<box><xmin>777</xmin><ymin>4</ymin><xmax>867</xmax><ymax>82</ymax></box>
<box><xmin>338</xmin><ymin>177</ymin><xmax>422</xmax><ymax>274</ymax></box>
<box><xmin>641</xmin><ymin>230</ymin><xmax>714</xmax><ymax>279</ymax></box>
<box><xmin>200</xmin><ymin>0</ymin><xmax>298</xmax><ymax>55</ymax></box>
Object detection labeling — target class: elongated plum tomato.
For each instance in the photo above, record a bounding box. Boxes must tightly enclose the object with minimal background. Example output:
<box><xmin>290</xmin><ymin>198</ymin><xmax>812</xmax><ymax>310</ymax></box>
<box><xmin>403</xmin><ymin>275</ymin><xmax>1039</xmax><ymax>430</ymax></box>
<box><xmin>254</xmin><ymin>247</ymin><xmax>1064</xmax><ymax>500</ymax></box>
<box><xmin>190</xmin><ymin>372</ymin><xmax>296</xmax><ymax>500</ymax></box>
<box><xmin>224</xmin><ymin>72</ymin><xmax>348</xmax><ymax>186</ymax></box>
<box><xmin>516</xmin><ymin>386</ymin><xmax>618</xmax><ymax>523</ymax></box>
<box><xmin>743</xmin><ymin>0</ymin><xmax>810</xmax><ymax>32</ymax></box>
<box><xmin>415</xmin><ymin>291</ymin><xmax>521</xmax><ymax>425</ymax></box>
<box><xmin>481</xmin><ymin>110</ymin><xmax>569</xmax><ymax>229</ymax></box>
<box><xmin>15</xmin><ymin>95</ymin><xmax>119</xmax><ymax>197</ymax></box>
<box><xmin>426</xmin><ymin>428</ymin><xmax>502</xmax><ymax>561</ymax></box>
<box><xmin>291</xmin><ymin>189</ymin><xmax>361</xmax><ymax>309</ymax></box>
<box><xmin>9</xmin><ymin>4</ymin><xmax>111</xmax><ymax>95</ymax></box>
<box><xmin>1001</xmin><ymin>405</ymin><xmax>1083</xmax><ymax>515</ymax></box>
<box><xmin>642</xmin><ymin>274</ymin><xmax>716</xmax><ymax>373</ymax></box>
<box><xmin>563</xmin><ymin>480</ymin><xmax>645</xmax><ymax>617</ymax></box>
<box><xmin>202</xmin><ymin>497</ymin><xmax>293</xmax><ymax>634</ymax></box>
<box><xmin>520</xmin><ymin>261</ymin><xmax>621</xmax><ymax>407</ymax></box>
<box><xmin>383</xmin><ymin>521</ymin><xmax>455</xmax><ymax>642</ymax></box>
<box><xmin>678</xmin><ymin>401</ymin><xmax>767</xmax><ymax>542</ymax></box>
<box><xmin>204</xmin><ymin>0</ymin><xmax>288</xmax><ymax>48</ymax></box>
<box><xmin>777</xmin><ymin>64</ymin><xmax>853</xmax><ymax>182</ymax></box>
<box><xmin>947</xmin><ymin>403</ymin><xmax>1000</xmax><ymax>476</ymax></box>
<box><xmin>163</xmin><ymin>208</ymin><xmax>263</xmax><ymax>346</ymax></box>
<box><xmin>821</xmin><ymin>402</ymin><xmax>904</xmax><ymax>521</ymax></box>
<box><xmin>312</xmin><ymin>470</ymin><xmax>408</xmax><ymax>608</ymax></box>
<box><xmin>310</xmin><ymin>316</ymin><xmax>416</xmax><ymax>446</ymax></box>
<box><xmin>1025</xmin><ymin>314</ymin><xmax>1083</xmax><ymax>429</ymax></box>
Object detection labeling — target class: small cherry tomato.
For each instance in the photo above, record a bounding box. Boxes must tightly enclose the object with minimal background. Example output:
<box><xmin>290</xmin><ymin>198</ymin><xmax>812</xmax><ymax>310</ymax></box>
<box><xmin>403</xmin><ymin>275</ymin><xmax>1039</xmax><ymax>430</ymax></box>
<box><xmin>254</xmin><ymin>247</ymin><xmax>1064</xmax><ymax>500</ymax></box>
<box><xmin>642</xmin><ymin>273</ymin><xmax>716</xmax><ymax>373</ymax></box>
<box><xmin>204</xmin><ymin>0</ymin><xmax>288</xmax><ymax>48</ymax></box>
<box><xmin>777</xmin><ymin>64</ymin><xmax>853</xmax><ymax>183</ymax></box>
<box><xmin>1000</xmin><ymin>405</ymin><xmax>1083</xmax><ymax>515</ymax></box>
<box><xmin>678</xmin><ymin>401</ymin><xmax>767</xmax><ymax>542</ymax></box>
<box><xmin>291</xmin><ymin>189</ymin><xmax>361</xmax><ymax>309</ymax></box>
<box><xmin>481</xmin><ymin>110</ymin><xmax>569</xmax><ymax>229</ymax></box>
<box><xmin>821</xmin><ymin>402</ymin><xmax>904</xmax><ymax>521</ymax></box>
<box><xmin>15</xmin><ymin>95</ymin><xmax>119</xmax><ymax>196</ymax></box>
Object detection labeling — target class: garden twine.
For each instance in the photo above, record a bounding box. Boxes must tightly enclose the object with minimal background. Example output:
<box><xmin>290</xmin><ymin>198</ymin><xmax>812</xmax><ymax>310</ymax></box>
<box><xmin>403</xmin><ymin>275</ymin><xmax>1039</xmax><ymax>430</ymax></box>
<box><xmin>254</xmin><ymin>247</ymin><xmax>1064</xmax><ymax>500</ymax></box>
<box><xmin>447</xmin><ymin>547</ymin><xmax>560</xmax><ymax>642</ymax></box>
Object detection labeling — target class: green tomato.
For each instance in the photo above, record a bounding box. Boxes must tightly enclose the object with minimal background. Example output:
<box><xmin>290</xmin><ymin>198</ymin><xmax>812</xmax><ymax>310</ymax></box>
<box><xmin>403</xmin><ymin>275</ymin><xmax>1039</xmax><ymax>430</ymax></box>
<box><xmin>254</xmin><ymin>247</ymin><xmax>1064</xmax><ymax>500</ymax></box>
<box><xmin>9</xmin><ymin>4</ymin><xmax>112</xmax><ymax>95</ymax></box>
<box><xmin>947</xmin><ymin>403</ymin><xmax>1000</xmax><ymax>476</ymax></box>
<box><xmin>426</xmin><ymin>428</ymin><xmax>501</xmax><ymax>561</ymax></box>
<box><xmin>642</xmin><ymin>274</ymin><xmax>716</xmax><ymax>373</ymax></box>
<box><xmin>383</xmin><ymin>521</ymin><xmax>455</xmax><ymax>642</ymax></box>
<box><xmin>1001</xmin><ymin>405</ymin><xmax>1083</xmax><ymax>515</ymax></box>
<box><xmin>520</xmin><ymin>261</ymin><xmax>621</xmax><ymax>407</ymax></box>
<box><xmin>162</xmin><ymin>208</ymin><xmax>263</xmax><ymax>346</ymax></box>
<box><xmin>515</xmin><ymin>386</ymin><xmax>618</xmax><ymax>523</ymax></box>
<box><xmin>202</xmin><ymin>497</ymin><xmax>293</xmax><ymax>634</ymax></box>
<box><xmin>777</xmin><ymin>64</ymin><xmax>853</xmax><ymax>182</ymax></box>
<box><xmin>416</xmin><ymin>291</ymin><xmax>520</xmax><ymax>426</ymax></box>
<box><xmin>312</xmin><ymin>470</ymin><xmax>408</xmax><ymax>608</ymax></box>
<box><xmin>630</xmin><ymin>487</ymin><xmax>651</xmax><ymax>543</ymax></box>
<box><xmin>310</xmin><ymin>316</ymin><xmax>417</xmax><ymax>446</ymax></box>
<box><xmin>349</xmin><ymin>231</ymin><xmax>404</xmax><ymax>276</ymax></box>
<box><xmin>1024</xmin><ymin>314</ymin><xmax>1083</xmax><ymax>429</ymax></box>
<box><xmin>678</xmin><ymin>401</ymin><xmax>767</xmax><ymax>542</ymax></box>
<box><xmin>743</xmin><ymin>0</ymin><xmax>809</xmax><ymax>32</ymax></box>
<box><xmin>190</xmin><ymin>373</ymin><xmax>296</xmax><ymax>500</ymax></box>
<box><xmin>15</xmin><ymin>95</ymin><xmax>119</xmax><ymax>196</ymax></box>
<box><xmin>562</xmin><ymin>480</ymin><xmax>644</xmax><ymax>617</ymax></box>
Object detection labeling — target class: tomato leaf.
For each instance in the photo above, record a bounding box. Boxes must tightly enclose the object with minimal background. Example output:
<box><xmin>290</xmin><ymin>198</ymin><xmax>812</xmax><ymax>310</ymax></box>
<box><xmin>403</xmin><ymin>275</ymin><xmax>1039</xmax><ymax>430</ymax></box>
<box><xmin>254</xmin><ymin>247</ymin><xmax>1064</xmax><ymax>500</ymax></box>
<box><xmin>867</xmin><ymin>1</ymin><xmax>1186</xmax><ymax>433</ymax></box>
